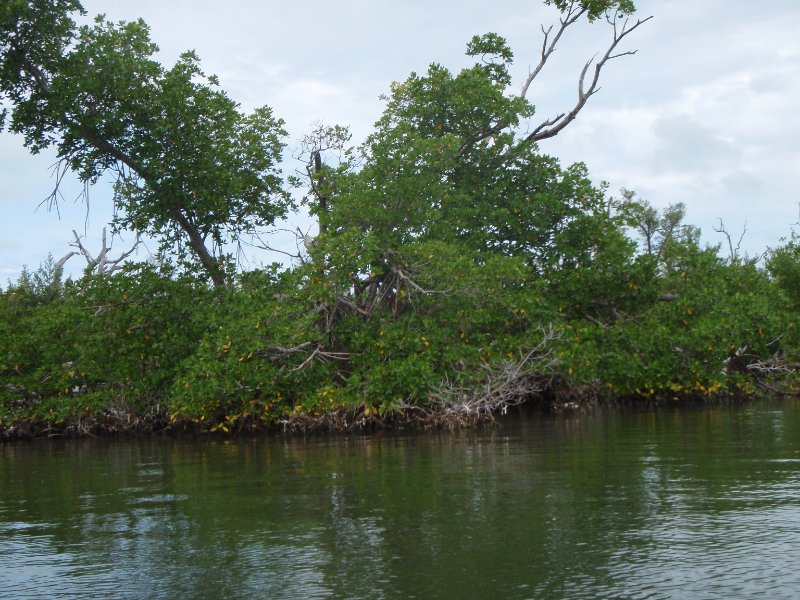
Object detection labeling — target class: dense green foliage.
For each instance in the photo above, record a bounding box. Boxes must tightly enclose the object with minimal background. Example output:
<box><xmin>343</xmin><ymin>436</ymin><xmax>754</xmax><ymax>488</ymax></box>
<box><xmin>545</xmin><ymin>0</ymin><xmax>637</xmax><ymax>20</ymax></box>
<box><xmin>1</xmin><ymin>0</ymin><xmax>289</xmax><ymax>286</ymax></box>
<box><xmin>3</xmin><ymin>0</ymin><xmax>800</xmax><ymax>436</ymax></box>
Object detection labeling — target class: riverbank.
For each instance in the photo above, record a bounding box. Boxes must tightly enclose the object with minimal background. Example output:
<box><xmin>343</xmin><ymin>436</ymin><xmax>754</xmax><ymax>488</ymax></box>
<box><xmin>0</xmin><ymin>378</ymin><xmax>772</xmax><ymax>440</ymax></box>
<box><xmin>3</xmin><ymin>237</ymin><xmax>799</xmax><ymax>441</ymax></box>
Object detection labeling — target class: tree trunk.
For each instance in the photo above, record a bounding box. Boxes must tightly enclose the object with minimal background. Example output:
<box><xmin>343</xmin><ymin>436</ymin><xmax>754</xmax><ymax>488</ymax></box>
<box><xmin>169</xmin><ymin>208</ymin><xmax>226</xmax><ymax>288</ymax></box>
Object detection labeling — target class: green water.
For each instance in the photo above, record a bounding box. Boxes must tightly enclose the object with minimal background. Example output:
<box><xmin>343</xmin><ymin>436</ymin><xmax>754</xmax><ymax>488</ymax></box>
<box><xmin>3</xmin><ymin>401</ymin><xmax>800</xmax><ymax>599</ymax></box>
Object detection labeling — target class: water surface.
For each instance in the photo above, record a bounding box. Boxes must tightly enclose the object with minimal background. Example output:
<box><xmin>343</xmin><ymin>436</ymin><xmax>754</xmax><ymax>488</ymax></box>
<box><xmin>3</xmin><ymin>400</ymin><xmax>800</xmax><ymax>598</ymax></box>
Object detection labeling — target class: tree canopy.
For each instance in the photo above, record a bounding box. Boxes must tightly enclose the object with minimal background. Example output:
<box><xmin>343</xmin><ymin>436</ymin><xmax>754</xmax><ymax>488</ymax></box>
<box><xmin>1</xmin><ymin>0</ymin><xmax>289</xmax><ymax>287</ymax></box>
<box><xmin>546</xmin><ymin>0</ymin><xmax>636</xmax><ymax>20</ymax></box>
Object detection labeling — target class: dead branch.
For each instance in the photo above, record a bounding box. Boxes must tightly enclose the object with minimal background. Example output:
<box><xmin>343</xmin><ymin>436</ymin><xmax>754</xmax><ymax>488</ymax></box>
<box><xmin>294</xmin><ymin>122</ymin><xmax>354</xmax><ymax>235</ymax></box>
<box><xmin>292</xmin><ymin>344</ymin><xmax>349</xmax><ymax>372</ymax></box>
<box><xmin>588</xmin><ymin>298</ymin><xmax>635</xmax><ymax>323</ymax></box>
<box><xmin>37</xmin><ymin>159</ymin><xmax>80</xmax><ymax>215</ymax></box>
<box><xmin>55</xmin><ymin>251</ymin><xmax>78</xmax><ymax>274</ymax></box>
<box><xmin>245</xmin><ymin>228</ymin><xmax>306</xmax><ymax>263</ymax></box>
<box><xmin>525</xmin><ymin>10</ymin><xmax>653</xmax><ymax>142</ymax></box>
<box><xmin>58</xmin><ymin>227</ymin><xmax>140</xmax><ymax>275</ymax></box>
<box><xmin>713</xmin><ymin>219</ymin><xmax>747</xmax><ymax>262</ymax></box>
<box><xmin>326</xmin><ymin>251</ymin><xmax>453</xmax><ymax>325</ymax></box>
<box><xmin>520</xmin><ymin>1</ymin><xmax>587</xmax><ymax>100</ymax></box>
<box><xmin>409</xmin><ymin>327</ymin><xmax>561</xmax><ymax>422</ymax></box>
<box><xmin>259</xmin><ymin>341</ymin><xmax>350</xmax><ymax>372</ymax></box>
<box><xmin>457</xmin><ymin>5</ymin><xmax>651</xmax><ymax>158</ymax></box>
<box><xmin>724</xmin><ymin>345</ymin><xmax>800</xmax><ymax>396</ymax></box>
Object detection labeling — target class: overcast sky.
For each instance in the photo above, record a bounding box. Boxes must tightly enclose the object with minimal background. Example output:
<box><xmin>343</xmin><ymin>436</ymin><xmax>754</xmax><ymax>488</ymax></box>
<box><xmin>2</xmin><ymin>0</ymin><xmax>799</xmax><ymax>283</ymax></box>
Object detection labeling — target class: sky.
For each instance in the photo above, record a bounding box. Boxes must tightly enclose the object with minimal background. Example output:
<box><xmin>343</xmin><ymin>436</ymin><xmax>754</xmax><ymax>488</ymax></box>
<box><xmin>2</xmin><ymin>0</ymin><xmax>799</xmax><ymax>283</ymax></box>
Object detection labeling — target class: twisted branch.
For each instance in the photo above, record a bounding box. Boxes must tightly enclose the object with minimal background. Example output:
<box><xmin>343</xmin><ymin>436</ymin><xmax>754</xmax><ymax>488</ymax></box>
<box><xmin>405</xmin><ymin>327</ymin><xmax>561</xmax><ymax>423</ymax></box>
<box><xmin>525</xmin><ymin>9</ymin><xmax>653</xmax><ymax>142</ymax></box>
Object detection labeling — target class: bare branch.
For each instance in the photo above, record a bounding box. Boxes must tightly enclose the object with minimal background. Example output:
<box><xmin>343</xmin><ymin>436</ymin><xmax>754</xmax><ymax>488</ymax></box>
<box><xmin>244</xmin><ymin>228</ymin><xmax>310</xmax><ymax>264</ymax></box>
<box><xmin>55</xmin><ymin>251</ymin><xmax>78</xmax><ymax>273</ymax></box>
<box><xmin>520</xmin><ymin>1</ymin><xmax>587</xmax><ymax>100</ymax></box>
<box><xmin>66</xmin><ymin>227</ymin><xmax>140</xmax><ymax>275</ymax></box>
<box><xmin>414</xmin><ymin>327</ymin><xmax>561</xmax><ymax>421</ymax></box>
<box><xmin>258</xmin><ymin>341</ymin><xmax>351</xmax><ymax>373</ymax></box>
<box><xmin>724</xmin><ymin>345</ymin><xmax>800</xmax><ymax>396</ymax></box>
<box><xmin>526</xmin><ymin>112</ymin><xmax>567</xmax><ymax>140</ymax></box>
<box><xmin>713</xmin><ymin>218</ymin><xmax>747</xmax><ymax>262</ymax></box>
<box><xmin>525</xmin><ymin>12</ymin><xmax>653</xmax><ymax>143</ymax></box>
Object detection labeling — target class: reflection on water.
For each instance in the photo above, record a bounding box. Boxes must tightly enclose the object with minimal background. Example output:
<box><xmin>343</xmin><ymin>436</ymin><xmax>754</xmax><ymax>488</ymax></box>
<box><xmin>3</xmin><ymin>400</ymin><xmax>800</xmax><ymax>598</ymax></box>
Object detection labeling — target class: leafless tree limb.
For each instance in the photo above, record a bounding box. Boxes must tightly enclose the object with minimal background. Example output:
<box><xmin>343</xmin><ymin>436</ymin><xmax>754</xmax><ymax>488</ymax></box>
<box><xmin>58</xmin><ymin>227</ymin><xmax>140</xmax><ymax>275</ymax></box>
<box><xmin>457</xmin><ymin>6</ymin><xmax>651</xmax><ymax>157</ymax></box>
<box><xmin>258</xmin><ymin>341</ymin><xmax>350</xmax><ymax>373</ymax></box>
<box><xmin>520</xmin><ymin>1</ymin><xmax>587</xmax><ymax>100</ymax></box>
<box><xmin>54</xmin><ymin>251</ymin><xmax>78</xmax><ymax>274</ymax></box>
<box><xmin>525</xmin><ymin>11</ymin><xmax>653</xmax><ymax>142</ymax></box>
<box><xmin>403</xmin><ymin>327</ymin><xmax>561</xmax><ymax>424</ymax></box>
<box><xmin>245</xmin><ymin>229</ymin><xmax>307</xmax><ymax>263</ymax></box>
<box><xmin>713</xmin><ymin>218</ymin><xmax>747</xmax><ymax>262</ymax></box>
<box><xmin>724</xmin><ymin>344</ymin><xmax>800</xmax><ymax>396</ymax></box>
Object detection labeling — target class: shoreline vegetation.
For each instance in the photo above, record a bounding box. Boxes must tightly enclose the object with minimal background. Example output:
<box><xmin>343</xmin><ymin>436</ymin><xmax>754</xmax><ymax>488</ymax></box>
<box><xmin>3</xmin><ymin>0</ymin><xmax>800</xmax><ymax>440</ymax></box>
<box><xmin>0</xmin><ymin>395</ymin><xmax>769</xmax><ymax>441</ymax></box>
<box><xmin>0</xmin><ymin>375</ymin><xmax>788</xmax><ymax>441</ymax></box>
<box><xmin>2</xmin><ymin>252</ymin><xmax>798</xmax><ymax>441</ymax></box>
